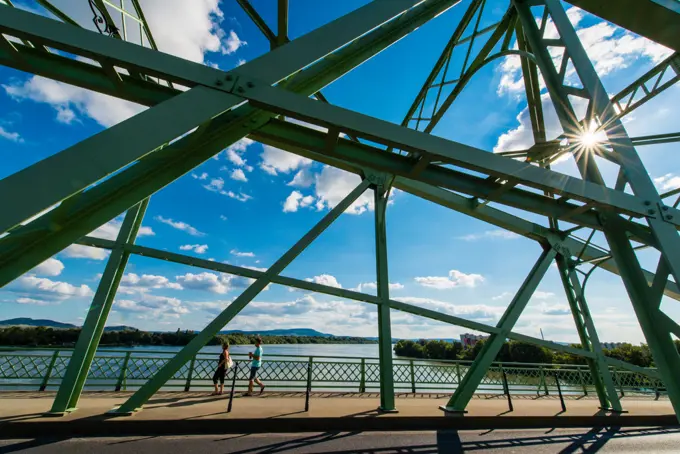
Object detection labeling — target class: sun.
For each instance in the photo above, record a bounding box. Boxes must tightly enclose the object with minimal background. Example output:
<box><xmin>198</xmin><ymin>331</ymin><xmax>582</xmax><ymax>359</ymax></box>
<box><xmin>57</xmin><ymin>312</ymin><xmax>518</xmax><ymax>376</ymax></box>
<box><xmin>580</xmin><ymin>130</ymin><xmax>599</xmax><ymax>147</ymax></box>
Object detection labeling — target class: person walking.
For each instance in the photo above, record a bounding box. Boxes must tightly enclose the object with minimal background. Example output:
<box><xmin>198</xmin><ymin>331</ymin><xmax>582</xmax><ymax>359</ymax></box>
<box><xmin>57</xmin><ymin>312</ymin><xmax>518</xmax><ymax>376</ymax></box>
<box><xmin>246</xmin><ymin>336</ymin><xmax>265</xmax><ymax>396</ymax></box>
<box><xmin>211</xmin><ymin>343</ymin><xmax>231</xmax><ymax>395</ymax></box>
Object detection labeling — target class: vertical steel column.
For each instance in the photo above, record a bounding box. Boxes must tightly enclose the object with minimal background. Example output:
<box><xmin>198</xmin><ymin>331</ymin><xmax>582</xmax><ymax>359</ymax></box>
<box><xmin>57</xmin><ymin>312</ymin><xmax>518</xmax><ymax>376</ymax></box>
<box><xmin>374</xmin><ymin>181</ymin><xmax>396</xmax><ymax>412</ymax></box>
<box><xmin>113</xmin><ymin>180</ymin><xmax>371</xmax><ymax>414</ymax></box>
<box><xmin>441</xmin><ymin>245</ymin><xmax>556</xmax><ymax>413</ymax></box>
<box><xmin>556</xmin><ymin>255</ymin><xmax>622</xmax><ymax>411</ymax></box>
<box><xmin>604</xmin><ymin>219</ymin><xmax>680</xmax><ymax>419</ymax></box>
<box><xmin>48</xmin><ymin>200</ymin><xmax>148</xmax><ymax>415</ymax></box>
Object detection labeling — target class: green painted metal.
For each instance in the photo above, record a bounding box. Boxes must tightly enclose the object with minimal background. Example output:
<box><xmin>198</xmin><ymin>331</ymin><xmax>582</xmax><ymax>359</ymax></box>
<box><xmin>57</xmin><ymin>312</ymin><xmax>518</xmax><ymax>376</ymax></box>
<box><xmin>39</xmin><ymin>350</ymin><xmax>60</xmax><ymax>392</ymax></box>
<box><xmin>0</xmin><ymin>0</ymin><xmax>459</xmax><ymax>290</ymax></box>
<box><xmin>0</xmin><ymin>348</ymin><xmax>666</xmax><ymax>397</ymax></box>
<box><xmin>236</xmin><ymin>0</ymin><xmax>277</xmax><ymax>46</ymax></box>
<box><xmin>49</xmin><ymin>200</ymin><xmax>148</xmax><ymax>414</ymax></box>
<box><xmin>374</xmin><ymin>181</ymin><xmax>396</xmax><ymax>412</ymax></box>
<box><xmin>112</xmin><ymin>180</ymin><xmax>371</xmax><ymax>414</ymax></box>
<box><xmin>556</xmin><ymin>256</ymin><xmax>622</xmax><ymax>412</ymax></box>
<box><xmin>277</xmin><ymin>0</ymin><xmax>288</xmax><ymax>46</ymax></box>
<box><xmin>442</xmin><ymin>246</ymin><xmax>558</xmax><ymax>412</ymax></box>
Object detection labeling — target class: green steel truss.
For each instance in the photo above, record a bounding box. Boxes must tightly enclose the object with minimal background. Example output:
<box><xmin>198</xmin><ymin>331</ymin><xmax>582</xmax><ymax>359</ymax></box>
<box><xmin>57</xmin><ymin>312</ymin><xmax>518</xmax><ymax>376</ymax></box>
<box><xmin>0</xmin><ymin>0</ymin><xmax>679</xmax><ymax>420</ymax></box>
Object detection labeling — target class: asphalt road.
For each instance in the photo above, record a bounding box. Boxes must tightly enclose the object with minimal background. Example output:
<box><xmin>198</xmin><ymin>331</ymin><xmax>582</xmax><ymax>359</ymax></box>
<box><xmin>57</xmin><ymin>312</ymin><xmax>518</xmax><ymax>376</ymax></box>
<box><xmin>1</xmin><ymin>427</ymin><xmax>679</xmax><ymax>453</ymax></box>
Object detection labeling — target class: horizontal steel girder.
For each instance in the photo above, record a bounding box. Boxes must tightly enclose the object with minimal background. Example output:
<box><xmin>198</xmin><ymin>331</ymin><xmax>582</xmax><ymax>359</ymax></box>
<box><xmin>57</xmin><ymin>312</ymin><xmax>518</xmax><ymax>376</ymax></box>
<box><xmin>74</xmin><ymin>235</ymin><xmax>658</xmax><ymax>379</ymax></box>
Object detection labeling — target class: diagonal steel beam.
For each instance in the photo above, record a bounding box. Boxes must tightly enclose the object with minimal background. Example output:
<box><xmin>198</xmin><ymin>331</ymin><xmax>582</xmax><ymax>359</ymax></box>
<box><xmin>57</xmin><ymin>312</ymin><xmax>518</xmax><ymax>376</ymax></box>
<box><xmin>113</xmin><ymin>179</ymin><xmax>371</xmax><ymax>414</ymax></box>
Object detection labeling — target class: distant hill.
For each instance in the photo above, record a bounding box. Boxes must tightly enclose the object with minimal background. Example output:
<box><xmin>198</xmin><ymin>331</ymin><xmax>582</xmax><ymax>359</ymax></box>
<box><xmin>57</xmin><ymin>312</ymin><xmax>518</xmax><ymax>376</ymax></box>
<box><xmin>220</xmin><ymin>328</ymin><xmax>333</xmax><ymax>338</ymax></box>
<box><xmin>0</xmin><ymin>318</ymin><xmax>136</xmax><ymax>332</ymax></box>
<box><xmin>0</xmin><ymin>318</ymin><xmax>77</xmax><ymax>329</ymax></box>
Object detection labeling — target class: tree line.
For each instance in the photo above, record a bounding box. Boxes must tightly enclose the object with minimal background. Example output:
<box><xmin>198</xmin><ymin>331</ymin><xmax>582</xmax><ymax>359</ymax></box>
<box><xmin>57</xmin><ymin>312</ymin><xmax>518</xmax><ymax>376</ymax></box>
<box><xmin>393</xmin><ymin>338</ymin><xmax>680</xmax><ymax>368</ymax></box>
<box><xmin>0</xmin><ymin>326</ymin><xmax>377</xmax><ymax>347</ymax></box>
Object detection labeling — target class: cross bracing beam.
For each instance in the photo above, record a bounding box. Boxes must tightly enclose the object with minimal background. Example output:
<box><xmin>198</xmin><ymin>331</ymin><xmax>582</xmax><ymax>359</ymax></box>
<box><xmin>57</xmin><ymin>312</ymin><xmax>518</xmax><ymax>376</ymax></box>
<box><xmin>0</xmin><ymin>0</ymin><xmax>460</xmax><ymax>287</ymax></box>
<box><xmin>72</xmin><ymin>235</ymin><xmax>659</xmax><ymax>380</ymax></box>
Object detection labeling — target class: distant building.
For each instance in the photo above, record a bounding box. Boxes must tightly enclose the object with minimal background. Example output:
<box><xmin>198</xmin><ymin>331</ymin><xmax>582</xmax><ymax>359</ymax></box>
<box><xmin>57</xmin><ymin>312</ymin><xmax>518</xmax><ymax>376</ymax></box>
<box><xmin>460</xmin><ymin>333</ymin><xmax>488</xmax><ymax>348</ymax></box>
<box><xmin>601</xmin><ymin>342</ymin><xmax>624</xmax><ymax>350</ymax></box>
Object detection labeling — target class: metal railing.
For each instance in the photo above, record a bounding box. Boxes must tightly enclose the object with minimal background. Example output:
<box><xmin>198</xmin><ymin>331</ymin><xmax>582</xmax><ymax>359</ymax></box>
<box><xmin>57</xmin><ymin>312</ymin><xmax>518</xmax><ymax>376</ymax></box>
<box><xmin>0</xmin><ymin>347</ymin><xmax>666</xmax><ymax>398</ymax></box>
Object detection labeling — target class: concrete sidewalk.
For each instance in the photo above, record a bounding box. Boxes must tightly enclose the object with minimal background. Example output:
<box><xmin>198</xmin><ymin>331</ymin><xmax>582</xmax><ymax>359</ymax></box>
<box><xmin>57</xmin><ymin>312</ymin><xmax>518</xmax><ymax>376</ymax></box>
<box><xmin>0</xmin><ymin>392</ymin><xmax>677</xmax><ymax>436</ymax></box>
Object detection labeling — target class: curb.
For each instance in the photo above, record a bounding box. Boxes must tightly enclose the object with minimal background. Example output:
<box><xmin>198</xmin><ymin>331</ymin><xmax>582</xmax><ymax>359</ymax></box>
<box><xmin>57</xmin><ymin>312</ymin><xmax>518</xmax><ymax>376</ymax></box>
<box><xmin>1</xmin><ymin>415</ymin><xmax>678</xmax><ymax>438</ymax></box>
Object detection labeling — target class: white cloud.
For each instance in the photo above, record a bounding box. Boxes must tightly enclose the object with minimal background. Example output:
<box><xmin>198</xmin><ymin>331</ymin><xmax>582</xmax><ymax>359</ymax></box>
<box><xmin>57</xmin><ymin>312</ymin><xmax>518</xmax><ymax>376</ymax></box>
<box><xmin>6</xmin><ymin>275</ymin><xmax>93</xmax><ymax>303</ymax></box>
<box><xmin>314</xmin><ymin>166</ymin><xmax>374</xmax><ymax>215</ymax></box>
<box><xmin>533</xmin><ymin>291</ymin><xmax>555</xmax><ymax>300</ymax></box>
<box><xmin>176</xmin><ymin>272</ymin><xmax>232</xmax><ymax>294</ymax></box>
<box><xmin>231</xmin><ymin>249</ymin><xmax>255</xmax><ymax>258</ymax></box>
<box><xmin>654</xmin><ymin>173</ymin><xmax>680</xmax><ymax>192</ymax></box>
<box><xmin>353</xmin><ymin>282</ymin><xmax>405</xmax><ymax>292</ymax></box>
<box><xmin>3</xmin><ymin>76</ymin><xmax>145</xmax><ymax>127</ymax></box>
<box><xmin>200</xmin><ymin>177</ymin><xmax>252</xmax><ymax>201</ymax></box>
<box><xmin>155</xmin><ymin>216</ymin><xmax>205</xmax><ymax>236</ymax></box>
<box><xmin>0</xmin><ymin>126</ymin><xmax>23</xmax><ymax>143</ymax></box>
<box><xmin>230</xmin><ymin>168</ymin><xmax>248</xmax><ymax>182</ymax></box>
<box><xmin>61</xmin><ymin>244</ymin><xmax>110</xmax><ymax>260</ymax></box>
<box><xmin>180</xmin><ymin>244</ymin><xmax>209</xmax><ymax>254</ymax></box>
<box><xmin>222</xmin><ymin>30</ymin><xmax>247</xmax><ymax>55</ymax></box>
<box><xmin>192</xmin><ymin>172</ymin><xmax>208</xmax><ymax>180</ymax></box>
<box><xmin>414</xmin><ymin>270</ymin><xmax>485</xmax><ymax>289</ymax></box>
<box><xmin>541</xmin><ymin>303</ymin><xmax>571</xmax><ymax>315</ymax></box>
<box><xmin>237</xmin><ymin>59</ymin><xmax>247</xmax><ymax>66</ymax></box>
<box><xmin>223</xmin><ymin>138</ymin><xmax>254</xmax><ymax>169</ymax></box>
<box><xmin>260</xmin><ymin>145</ymin><xmax>312</xmax><ymax>175</ymax></box>
<box><xmin>226</xmin><ymin>191</ymin><xmax>252</xmax><ymax>202</ymax></box>
<box><xmin>305</xmin><ymin>274</ymin><xmax>342</xmax><ymax>288</ymax></box>
<box><xmin>492</xmin><ymin>291</ymin><xmax>513</xmax><ymax>301</ymax></box>
<box><xmin>287</xmin><ymin>169</ymin><xmax>315</xmax><ymax>188</ymax></box>
<box><xmin>31</xmin><ymin>258</ymin><xmax>64</xmax><ymax>277</ymax></box>
<box><xmin>220</xmin><ymin>215</ymin><xmax>228</xmax><ymax>221</ymax></box>
<box><xmin>282</xmin><ymin>190</ymin><xmax>315</xmax><ymax>213</ymax></box>
<box><xmin>456</xmin><ymin>230</ymin><xmax>520</xmax><ymax>241</ymax></box>
<box><xmin>115</xmin><ymin>294</ymin><xmax>188</xmax><ymax>319</ymax></box>
<box><xmin>119</xmin><ymin>273</ymin><xmax>183</xmax><ymax>294</ymax></box>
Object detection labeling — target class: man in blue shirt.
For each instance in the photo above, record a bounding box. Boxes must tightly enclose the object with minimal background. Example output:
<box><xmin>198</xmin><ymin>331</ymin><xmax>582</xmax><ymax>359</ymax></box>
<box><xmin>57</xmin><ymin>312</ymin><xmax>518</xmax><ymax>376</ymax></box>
<box><xmin>246</xmin><ymin>336</ymin><xmax>265</xmax><ymax>395</ymax></box>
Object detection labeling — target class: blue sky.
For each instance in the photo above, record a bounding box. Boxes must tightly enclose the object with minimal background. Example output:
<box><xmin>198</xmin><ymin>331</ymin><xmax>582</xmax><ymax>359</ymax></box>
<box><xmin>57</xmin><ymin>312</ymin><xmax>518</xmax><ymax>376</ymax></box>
<box><xmin>1</xmin><ymin>0</ymin><xmax>679</xmax><ymax>344</ymax></box>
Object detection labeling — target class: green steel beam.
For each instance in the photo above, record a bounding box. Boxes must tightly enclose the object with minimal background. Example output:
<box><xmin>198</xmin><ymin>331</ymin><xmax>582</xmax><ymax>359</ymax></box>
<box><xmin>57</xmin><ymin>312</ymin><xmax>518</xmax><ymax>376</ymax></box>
<box><xmin>442</xmin><ymin>246</ymin><xmax>558</xmax><ymax>412</ymax></box>
<box><xmin>253</xmin><ymin>119</ymin><xmax>659</xmax><ymax>244</ymax></box>
<box><xmin>74</xmin><ymin>235</ymin><xmax>658</xmax><ymax>380</ymax></box>
<box><xmin>35</xmin><ymin>0</ymin><xmax>80</xmax><ymax>27</ymax></box>
<box><xmin>556</xmin><ymin>256</ymin><xmax>622</xmax><ymax>412</ymax></box>
<box><xmin>374</xmin><ymin>180</ymin><xmax>396</xmax><ymax>412</ymax></box>
<box><xmin>113</xmin><ymin>180</ymin><xmax>371</xmax><ymax>414</ymax></box>
<box><xmin>49</xmin><ymin>200</ymin><xmax>148</xmax><ymax>415</ymax></box>
<box><xmin>277</xmin><ymin>0</ymin><xmax>288</xmax><ymax>46</ymax></box>
<box><xmin>236</xmin><ymin>0</ymin><xmax>278</xmax><ymax>47</ymax></box>
<box><xmin>232</xmin><ymin>78</ymin><xmax>676</xmax><ymax>222</ymax></box>
<box><xmin>0</xmin><ymin>86</ymin><xmax>236</xmax><ymax>234</ymax></box>
<box><xmin>604</xmin><ymin>217</ymin><xmax>680</xmax><ymax>419</ymax></box>
<box><xmin>0</xmin><ymin>0</ymin><xmax>459</xmax><ymax>288</ymax></box>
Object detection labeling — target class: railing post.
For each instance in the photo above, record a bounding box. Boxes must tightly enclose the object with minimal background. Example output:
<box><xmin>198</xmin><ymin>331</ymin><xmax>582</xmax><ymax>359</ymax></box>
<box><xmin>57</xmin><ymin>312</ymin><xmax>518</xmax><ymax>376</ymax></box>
<box><xmin>501</xmin><ymin>365</ymin><xmax>513</xmax><ymax>412</ymax></box>
<box><xmin>359</xmin><ymin>358</ymin><xmax>366</xmax><ymax>393</ymax></box>
<box><xmin>305</xmin><ymin>357</ymin><xmax>313</xmax><ymax>412</ymax></box>
<box><xmin>554</xmin><ymin>372</ymin><xmax>566</xmax><ymax>413</ymax></box>
<box><xmin>410</xmin><ymin>360</ymin><xmax>416</xmax><ymax>394</ymax></box>
<box><xmin>539</xmin><ymin>365</ymin><xmax>549</xmax><ymax>396</ymax></box>
<box><xmin>579</xmin><ymin>366</ymin><xmax>588</xmax><ymax>396</ymax></box>
<box><xmin>455</xmin><ymin>362</ymin><xmax>462</xmax><ymax>384</ymax></box>
<box><xmin>40</xmin><ymin>351</ymin><xmax>60</xmax><ymax>392</ymax></box>
<box><xmin>115</xmin><ymin>352</ymin><xmax>132</xmax><ymax>392</ymax></box>
<box><xmin>184</xmin><ymin>356</ymin><xmax>196</xmax><ymax>392</ymax></box>
<box><xmin>227</xmin><ymin>361</ymin><xmax>239</xmax><ymax>413</ymax></box>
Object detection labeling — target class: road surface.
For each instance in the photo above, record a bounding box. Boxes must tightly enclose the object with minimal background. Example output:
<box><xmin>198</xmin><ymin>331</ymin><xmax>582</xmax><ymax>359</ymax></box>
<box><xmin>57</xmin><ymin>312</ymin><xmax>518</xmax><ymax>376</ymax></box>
<box><xmin>1</xmin><ymin>427</ymin><xmax>679</xmax><ymax>453</ymax></box>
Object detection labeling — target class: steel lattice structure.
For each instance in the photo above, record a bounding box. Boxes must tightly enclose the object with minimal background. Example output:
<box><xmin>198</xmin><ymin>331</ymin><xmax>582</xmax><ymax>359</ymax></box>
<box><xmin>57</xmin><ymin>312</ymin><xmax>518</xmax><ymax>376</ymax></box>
<box><xmin>1</xmin><ymin>0</ymin><xmax>679</xmax><ymax>419</ymax></box>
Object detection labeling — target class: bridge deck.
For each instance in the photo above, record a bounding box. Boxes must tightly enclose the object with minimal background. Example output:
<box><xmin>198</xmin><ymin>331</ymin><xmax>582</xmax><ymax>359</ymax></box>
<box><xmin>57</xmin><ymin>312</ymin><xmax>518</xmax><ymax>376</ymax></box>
<box><xmin>0</xmin><ymin>391</ymin><xmax>676</xmax><ymax>436</ymax></box>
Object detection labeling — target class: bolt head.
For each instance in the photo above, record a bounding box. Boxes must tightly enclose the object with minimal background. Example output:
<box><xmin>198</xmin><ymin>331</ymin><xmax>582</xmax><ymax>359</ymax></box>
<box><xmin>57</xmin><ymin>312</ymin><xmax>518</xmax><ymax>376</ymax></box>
<box><xmin>215</xmin><ymin>79</ymin><xmax>223</xmax><ymax>86</ymax></box>
<box><xmin>247</xmin><ymin>81</ymin><xmax>254</xmax><ymax>88</ymax></box>
<box><xmin>667</xmin><ymin>215</ymin><xmax>674</xmax><ymax>220</ymax></box>
<box><xmin>644</xmin><ymin>200</ymin><xmax>652</xmax><ymax>206</ymax></box>
<box><xmin>648</xmin><ymin>209</ymin><xmax>656</xmax><ymax>215</ymax></box>
<box><xmin>662</xmin><ymin>206</ymin><xmax>669</xmax><ymax>211</ymax></box>
<box><xmin>237</xmin><ymin>86</ymin><xmax>245</xmax><ymax>93</ymax></box>
<box><xmin>226</xmin><ymin>75</ymin><xmax>233</xmax><ymax>81</ymax></box>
